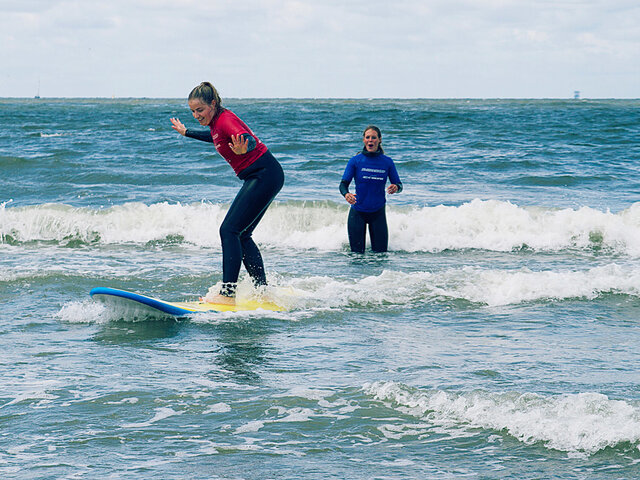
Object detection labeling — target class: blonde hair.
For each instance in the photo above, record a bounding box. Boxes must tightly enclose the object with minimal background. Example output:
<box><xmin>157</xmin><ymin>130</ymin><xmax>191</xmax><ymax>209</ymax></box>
<box><xmin>188</xmin><ymin>82</ymin><xmax>222</xmax><ymax>111</ymax></box>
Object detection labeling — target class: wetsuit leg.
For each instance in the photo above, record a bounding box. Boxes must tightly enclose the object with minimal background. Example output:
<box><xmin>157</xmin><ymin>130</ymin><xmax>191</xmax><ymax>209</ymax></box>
<box><xmin>368</xmin><ymin>207</ymin><xmax>388</xmax><ymax>253</ymax></box>
<box><xmin>219</xmin><ymin>153</ymin><xmax>284</xmax><ymax>291</ymax></box>
<box><xmin>347</xmin><ymin>208</ymin><xmax>367</xmax><ymax>253</ymax></box>
<box><xmin>239</xmin><ymin>207</ymin><xmax>269</xmax><ymax>286</ymax></box>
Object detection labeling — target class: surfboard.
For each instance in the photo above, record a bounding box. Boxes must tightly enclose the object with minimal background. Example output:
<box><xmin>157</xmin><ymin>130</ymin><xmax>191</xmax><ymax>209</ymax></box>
<box><xmin>90</xmin><ymin>287</ymin><xmax>286</xmax><ymax>316</ymax></box>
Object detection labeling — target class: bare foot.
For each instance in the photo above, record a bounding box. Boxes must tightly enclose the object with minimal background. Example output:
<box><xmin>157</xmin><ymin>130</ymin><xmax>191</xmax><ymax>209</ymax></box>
<box><xmin>206</xmin><ymin>294</ymin><xmax>236</xmax><ymax>305</ymax></box>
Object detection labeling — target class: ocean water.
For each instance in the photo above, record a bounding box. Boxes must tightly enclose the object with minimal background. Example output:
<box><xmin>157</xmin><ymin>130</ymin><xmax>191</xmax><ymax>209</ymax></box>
<box><xmin>1</xmin><ymin>97</ymin><xmax>640</xmax><ymax>479</ymax></box>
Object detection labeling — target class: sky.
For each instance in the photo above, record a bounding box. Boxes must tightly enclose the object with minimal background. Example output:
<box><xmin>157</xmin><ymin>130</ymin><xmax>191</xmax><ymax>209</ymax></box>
<box><xmin>1</xmin><ymin>0</ymin><xmax>638</xmax><ymax>98</ymax></box>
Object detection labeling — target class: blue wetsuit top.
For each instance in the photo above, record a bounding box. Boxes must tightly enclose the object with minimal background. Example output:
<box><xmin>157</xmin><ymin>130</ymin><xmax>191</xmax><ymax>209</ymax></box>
<box><xmin>340</xmin><ymin>148</ymin><xmax>403</xmax><ymax>213</ymax></box>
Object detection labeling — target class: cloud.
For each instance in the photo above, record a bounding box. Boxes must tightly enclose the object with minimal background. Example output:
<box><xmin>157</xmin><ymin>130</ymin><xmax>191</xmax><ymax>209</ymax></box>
<box><xmin>0</xmin><ymin>0</ymin><xmax>638</xmax><ymax>97</ymax></box>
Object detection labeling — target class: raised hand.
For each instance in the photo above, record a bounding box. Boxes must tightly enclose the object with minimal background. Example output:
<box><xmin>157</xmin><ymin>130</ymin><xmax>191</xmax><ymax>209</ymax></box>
<box><xmin>229</xmin><ymin>134</ymin><xmax>249</xmax><ymax>155</ymax></box>
<box><xmin>170</xmin><ymin>117</ymin><xmax>187</xmax><ymax>136</ymax></box>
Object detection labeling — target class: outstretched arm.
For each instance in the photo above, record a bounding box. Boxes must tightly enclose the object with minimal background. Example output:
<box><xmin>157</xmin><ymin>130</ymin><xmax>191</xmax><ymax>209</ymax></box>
<box><xmin>170</xmin><ymin>117</ymin><xmax>187</xmax><ymax>135</ymax></box>
<box><xmin>170</xmin><ymin>117</ymin><xmax>213</xmax><ymax>143</ymax></box>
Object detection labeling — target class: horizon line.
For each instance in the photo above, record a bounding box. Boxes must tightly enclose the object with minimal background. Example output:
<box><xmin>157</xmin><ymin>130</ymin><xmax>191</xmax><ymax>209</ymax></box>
<box><xmin>2</xmin><ymin>96</ymin><xmax>639</xmax><ymax>101</ymax></box>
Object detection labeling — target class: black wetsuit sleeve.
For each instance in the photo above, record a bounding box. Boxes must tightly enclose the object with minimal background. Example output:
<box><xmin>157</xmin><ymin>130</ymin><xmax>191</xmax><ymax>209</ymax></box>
<box><xmin>394</xmin><ymin>181</ymin><xmax>403</xmax><ymax>193</ymax></box>
<box><xmin>241</xmin><ymin>133</ymin><xmax>256</xmax><ymax>152</ymax></box>
<box><xmin>185</xmin><ymin>129</ymin><xmax>213</xmax><ymax>142</ymax></box>
<box><xmin>339</xmin><ymin>179</ymin><xmax>351</xmax><ymax>196</ymax></box>
<box><xmin>184</xmin><ymin>130</ymin><xmax>256</xmax><ymax>152</ymax></box>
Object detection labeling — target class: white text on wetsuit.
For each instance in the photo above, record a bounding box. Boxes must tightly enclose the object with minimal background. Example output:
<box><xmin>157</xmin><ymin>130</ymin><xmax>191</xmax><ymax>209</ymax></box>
<box><xmin>361</xmin><ymin>167</ymin><xmax>386</xmax><ymax>181</ymax></box>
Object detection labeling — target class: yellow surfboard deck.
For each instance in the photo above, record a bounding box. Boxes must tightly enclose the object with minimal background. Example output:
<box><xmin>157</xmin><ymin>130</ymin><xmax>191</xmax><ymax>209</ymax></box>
<box><xmin>90</xmin><ymin>287</ymin><xmax>286</xmax><ymax>315</ymax></box>
<box><xmin>167</xmin><ymin>299</ymin><xmax>285</xmax><ymax>313</ymax></box>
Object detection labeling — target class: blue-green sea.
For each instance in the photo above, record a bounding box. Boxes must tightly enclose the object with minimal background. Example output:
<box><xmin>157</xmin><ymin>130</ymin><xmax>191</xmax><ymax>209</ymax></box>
<box><xmin>1</xmin><ymin>98</ymin><xmax>640</xmax><ymax>479</ymax></box>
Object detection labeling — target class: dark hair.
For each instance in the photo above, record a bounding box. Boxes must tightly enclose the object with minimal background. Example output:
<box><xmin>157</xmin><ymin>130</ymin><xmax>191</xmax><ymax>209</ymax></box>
<box><xmin>188</xmin><ymin>82</ymin><xmax>222</xmax><ymax>110</ymax></box>
<box><xmin>362</xmin><ymin>125</ymin><xmax>384</xmax><ymax>154</ymax></box>
<box><xmin>362</xmin><ymin>125</ymin><xmax>382</xmax><ymax>140</ymax></box>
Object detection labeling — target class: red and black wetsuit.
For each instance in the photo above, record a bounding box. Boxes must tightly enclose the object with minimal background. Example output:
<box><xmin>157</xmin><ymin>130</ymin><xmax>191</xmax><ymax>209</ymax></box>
<box><xmin>186</xmin><ymin>109</ymin><xmax>284</xmax><ymax>296</ymax></box>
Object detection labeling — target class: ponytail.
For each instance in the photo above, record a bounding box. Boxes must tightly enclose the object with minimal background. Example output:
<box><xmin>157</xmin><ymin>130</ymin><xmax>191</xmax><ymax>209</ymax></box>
<box><xmin>188</xmin><ymin>82</ymin><xmax>222</xmax><ymax>110</ymax></box>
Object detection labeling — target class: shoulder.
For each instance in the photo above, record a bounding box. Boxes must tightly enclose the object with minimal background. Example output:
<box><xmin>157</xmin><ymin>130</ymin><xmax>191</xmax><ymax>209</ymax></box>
<box><xmin>380</xmin><ymin>154</ymin><xmax>396</xmax><ymax>167</ymax></box>
<box><xmin>217</xmin><ymin>109</ymin><xmax>238</xmax><ymax>123</ymax></box>
<box><xmin>347</xmin><ymin>153</ymin><xmax>367</xmax><ymax>169</ymax></box>
<box><xmin>213</xmin><ymin>109</ymin><xmax>245</xmax><ymax>132</ymax></box>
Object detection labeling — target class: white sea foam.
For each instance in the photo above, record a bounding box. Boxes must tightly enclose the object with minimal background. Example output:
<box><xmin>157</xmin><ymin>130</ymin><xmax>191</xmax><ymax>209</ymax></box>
<box><xmin>106</xmin><ymin>397</ymin><xmax>139</xmax><ymax>405</ymax></box>
<box><xmin>268</xmin><ymin>406</ymin><xmax>316</xmax><ymax>423</ymax></box>
<box><xmin>281</xmin><ymin>263</ymin><xmax>640</xmax><ymax>308</ymax></box>
<box><xmin>56</xmin><ymin>263</ymin><xmax>640</xmax><ymax>323</ymax></box>
<box><xmin>276</xmin><ymin>386</ymin><xmax>335</xmax><ymax>402</ymax></box>
<box><xmin>0</xmin><ymin>201</ymin><xmax>227</xmax><ymax>247</ymax></box>
<box><xmin>3</xmin><ymin>199</ymin><xmax>640</xmax><ymax>255</ymax></box>
<box><xmin>56</xmin><ymin>300</ymin><xmax>111</xmax><ymax>324</ymax></box>
<box><xmin>364</xmin><ymin>381</ymin><xmax>640</xmax><ymax>455</ymax></box>
<box><xmin>0</xmin><ymin>382</ymin><xmax>61</xmax><ymax>410</ymax></box>
<box><xmin>233</xmin><ymin>406</ymin><xmax>320</xmax><ymax>436</ymax></box>
<box><xmin>121</xmin><ymin>407</ymin><xmax>182</xmax><ymax>428</ymax></box>
<box><xmin>56</xmin><ymin>298</ymin><xmax>171</xmax><ymax>323</ymax></box>
<box><xmin>203</xmin><ymin>402</ymin><xmax>231</xmax><ymax>414</ymax></box>
<box><xmin>234</xmin><ymin>420</ymin><xmax>265</xmax><ymax>434</ymax></box>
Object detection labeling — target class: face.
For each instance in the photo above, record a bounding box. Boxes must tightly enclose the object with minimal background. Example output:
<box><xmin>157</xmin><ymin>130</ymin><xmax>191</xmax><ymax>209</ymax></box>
<box><xmin>188</xmin><ymin>98</ymin><xmax>216</xmax><ymax>126</ymax></box>
<box><xmin>363</xmin><ymin>129</ymin><xmax>381</xmax><ymax>153</ymax></box>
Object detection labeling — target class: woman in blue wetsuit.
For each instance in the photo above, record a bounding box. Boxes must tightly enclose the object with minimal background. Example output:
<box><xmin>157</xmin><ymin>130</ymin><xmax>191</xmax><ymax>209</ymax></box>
<box><xmin>339</xmin><ymin>125</ymin><xmax>402</xmax><ymax>253</ymax></box>
<box><xmin>170</xmin><ymin>82</ymin><xmax>284</xmax><ymax>305</ymax></box>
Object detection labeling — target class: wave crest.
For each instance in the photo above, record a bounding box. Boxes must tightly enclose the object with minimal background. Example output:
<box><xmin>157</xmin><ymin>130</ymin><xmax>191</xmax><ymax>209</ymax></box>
<box><xmin>3</xmin><ymin>199</ymin><xmax>640</xmax><ymax>255</ymax></box>
<box><xmin>364</xmin><ymin>381</ymin><xmax>640</xmax><ymax>455</ymax></box>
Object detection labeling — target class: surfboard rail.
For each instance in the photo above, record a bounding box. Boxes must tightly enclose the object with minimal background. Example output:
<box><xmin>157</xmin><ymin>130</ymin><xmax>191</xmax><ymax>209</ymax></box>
<box><xmin>89</xmin><ymin>287</ymin><xmax>285</xmax><ymax>315</ymax></box>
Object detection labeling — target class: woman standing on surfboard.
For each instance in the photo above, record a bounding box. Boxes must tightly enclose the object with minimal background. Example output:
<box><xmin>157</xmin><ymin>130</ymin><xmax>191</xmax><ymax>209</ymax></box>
<box><xmin>340</xmin><ymin>125</ymin><xmax>402</xmax><ymax>253</ymax></box>
<box><xmin>170</xmin><ymin>82</ymin><xmax>284</xmax><ymax>305</ymax></box>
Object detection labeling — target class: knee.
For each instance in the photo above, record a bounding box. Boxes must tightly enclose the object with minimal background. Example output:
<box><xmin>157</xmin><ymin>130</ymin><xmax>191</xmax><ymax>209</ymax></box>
<box><xmin>239</xmin><ymin>229</ymin><xmax>253</xmax><ymax>241</ymax></box>
<box><xmin>219</xmin><ymin>222</ymin><xmax>239</xmax><ymax>241</ymax></box>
